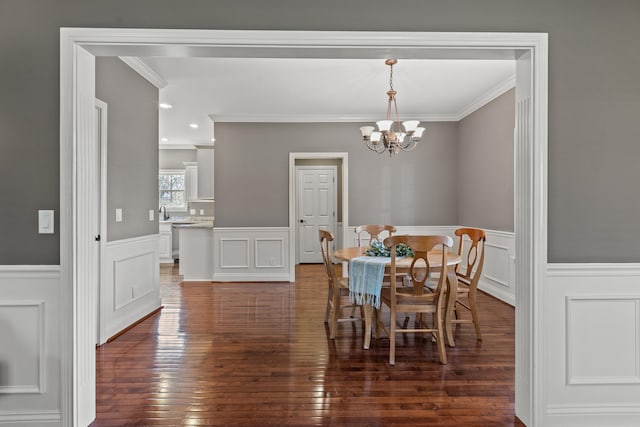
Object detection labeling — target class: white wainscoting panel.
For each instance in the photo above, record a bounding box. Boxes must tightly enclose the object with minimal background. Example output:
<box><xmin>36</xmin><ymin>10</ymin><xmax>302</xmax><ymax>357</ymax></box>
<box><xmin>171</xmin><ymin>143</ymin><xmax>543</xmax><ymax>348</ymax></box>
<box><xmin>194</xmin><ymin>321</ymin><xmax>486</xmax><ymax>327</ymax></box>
<box><xmin>478</xmin><ymin>229</ymin><xmax>515</xmax><ymax>306</ymax></box>
<box><xmin>567</xmin><ymin>296</ymin><xmax>640</xmax><ymax>385</ymax></box>
<box><xmin>545</xmin><ymin>264</ymin><xmax>640</xmax><ymax>426</ymax></box>
<box><xmin>100</xmin><ymin>235</ymin><xmax>161</xmax><ymax>344</ymax></box>
<box><xmin>214</xmin><ymin>228</ymin><xmax>290</xmax><ymax>282</ymax></box>
<box><xmin>0</xmin><ymin>266</ymin><xmax>61</xmax><ymax>424</ymax></box>
<box><xmin>219</xmin><ymin>238</ymin><xmax>250</xmax><ymax>269</ymax></box>
<box><xmin>255</xmin><ymin>238</ymin><xmax>285</xmax><ymax>268</ymax></box>
<box><xmin>0</xmin><ymin>301</ymin><xmax>45</xmax><ymax>394</ymax></box>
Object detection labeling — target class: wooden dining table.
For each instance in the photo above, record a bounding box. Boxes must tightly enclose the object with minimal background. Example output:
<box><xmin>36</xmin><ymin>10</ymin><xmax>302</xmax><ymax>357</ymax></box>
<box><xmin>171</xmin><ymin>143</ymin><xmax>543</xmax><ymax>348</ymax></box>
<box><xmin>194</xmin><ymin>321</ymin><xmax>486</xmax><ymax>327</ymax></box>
<box><xmin>333</xmin><ymin>246</ymin><xmax>462</xmax><ymax>350</ymax></box>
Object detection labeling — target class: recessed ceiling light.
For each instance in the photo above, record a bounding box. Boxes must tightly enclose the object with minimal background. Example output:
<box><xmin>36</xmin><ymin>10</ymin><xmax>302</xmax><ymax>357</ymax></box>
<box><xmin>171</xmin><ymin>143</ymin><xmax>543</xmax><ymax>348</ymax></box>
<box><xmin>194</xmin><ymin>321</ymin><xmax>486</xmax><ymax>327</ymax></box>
<box><xmin>161</xmin><ymin>138</ymin><xmax>168</xmax><ymax>142</ymax></box>
<box><xmin>189</xmin><ymin>123</ymin><xmax>199</xmax><ymax>129</ymax></box>
<box><xmin>159</xmin><ymin>103</ymin><xmax>173</xmax><ymax>109</ymax></box>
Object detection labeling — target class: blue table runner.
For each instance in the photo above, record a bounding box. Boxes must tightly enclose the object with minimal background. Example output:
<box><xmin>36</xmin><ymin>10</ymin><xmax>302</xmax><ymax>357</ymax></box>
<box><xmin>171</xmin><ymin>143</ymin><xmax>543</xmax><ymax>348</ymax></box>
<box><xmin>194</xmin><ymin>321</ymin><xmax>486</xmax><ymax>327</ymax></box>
<box><xmin>348</xmin><ymin>256</ymin><xmax>389</xmax><ymax>309</ymax></box>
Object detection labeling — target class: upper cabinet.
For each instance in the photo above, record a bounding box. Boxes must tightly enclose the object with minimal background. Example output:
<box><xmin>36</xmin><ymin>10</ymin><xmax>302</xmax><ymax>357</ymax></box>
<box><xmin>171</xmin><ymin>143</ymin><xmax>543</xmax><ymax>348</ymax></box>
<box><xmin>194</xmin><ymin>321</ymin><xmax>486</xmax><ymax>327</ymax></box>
<box><xmin>184</xmin><ymin>161</ymin><xmax>198</xmax><ymax>202</ymax></box>
<box><xmin>196</xmin><ymin>145</ymin><xmax>214</xmax><ymax>199</ymax></box>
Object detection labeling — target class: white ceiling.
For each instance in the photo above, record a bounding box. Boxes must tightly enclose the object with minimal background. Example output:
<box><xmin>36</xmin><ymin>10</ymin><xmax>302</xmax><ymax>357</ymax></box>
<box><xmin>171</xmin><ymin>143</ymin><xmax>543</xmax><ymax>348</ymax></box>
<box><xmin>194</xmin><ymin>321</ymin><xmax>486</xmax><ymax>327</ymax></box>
<box><xmin>137</xmin><ymin>57</ymin><xmax>515</xmax><ymax>147</ymax></box>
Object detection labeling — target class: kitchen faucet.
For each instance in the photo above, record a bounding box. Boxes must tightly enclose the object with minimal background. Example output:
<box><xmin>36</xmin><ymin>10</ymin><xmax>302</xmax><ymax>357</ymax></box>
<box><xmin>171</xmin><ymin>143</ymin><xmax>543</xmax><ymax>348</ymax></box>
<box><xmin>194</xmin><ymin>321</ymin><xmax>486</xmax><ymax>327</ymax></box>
<box><xmin>159</xmin><ymin>205</ymin><xmax>169</xmax><ymax>220</ymax></box>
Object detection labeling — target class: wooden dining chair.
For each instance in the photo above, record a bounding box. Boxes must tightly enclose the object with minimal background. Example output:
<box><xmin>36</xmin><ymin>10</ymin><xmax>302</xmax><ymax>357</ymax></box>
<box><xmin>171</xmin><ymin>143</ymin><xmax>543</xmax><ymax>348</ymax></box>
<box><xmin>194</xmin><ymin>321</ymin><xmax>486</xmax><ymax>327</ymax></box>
<box><xmin>375</xmin><ymin>235</ymin><xmax>453</xmax><ymax>365</ymax></box>
<box><xmin>450</xmin><ymin>227</ymin><xmax>486</xmax><ymax>340</ymax></box>
<box><xmin>319</xmin><ymin>229</ymin><xmax>362</xmax><ymax>339</ymax></box>
<box><xmin>355</xmin><ymin>224</ymin><xmax>407</xmax><ymax>287</ymax></box>
<box><xmin>354</xmin><ymin>224</ymin><xmax>397</xmax><ymax>247</ymax></box>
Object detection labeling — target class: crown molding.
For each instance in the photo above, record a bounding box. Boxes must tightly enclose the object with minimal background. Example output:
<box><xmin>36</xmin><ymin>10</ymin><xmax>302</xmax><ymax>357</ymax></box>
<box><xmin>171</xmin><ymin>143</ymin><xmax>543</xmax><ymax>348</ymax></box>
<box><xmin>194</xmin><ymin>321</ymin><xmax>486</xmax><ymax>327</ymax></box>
<box><xmin>118</xmin><ymin>57</ymin><xmax>167</xmax><ymax>89</ymax></box>
<box><xmin>211</xmin><ymin>113</ymin><xmax>460</xmax><ymax>123</ymax></box>
<box><xmin>455</xmin><ymin>74</ymin><xmax>516</xmax><ymax>121</ymax></box>
<box><xmin>159</xmin><ymin>143</ymin><xmax>196</xmax><ymax>150</ymax></box>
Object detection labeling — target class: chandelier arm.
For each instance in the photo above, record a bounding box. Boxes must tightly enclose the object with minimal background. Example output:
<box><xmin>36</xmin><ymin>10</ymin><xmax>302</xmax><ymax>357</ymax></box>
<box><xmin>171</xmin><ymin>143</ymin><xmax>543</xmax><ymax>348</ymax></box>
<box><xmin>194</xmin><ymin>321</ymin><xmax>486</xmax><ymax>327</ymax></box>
<box><xmin>399</xmin><ymin>139</ymin><xmax>418</xmax><ymax>152</ymax></box>
<box><xmin>366</xmin><ymin>139</ymin><xmax>387</xmax><ymax>154</ymax></box>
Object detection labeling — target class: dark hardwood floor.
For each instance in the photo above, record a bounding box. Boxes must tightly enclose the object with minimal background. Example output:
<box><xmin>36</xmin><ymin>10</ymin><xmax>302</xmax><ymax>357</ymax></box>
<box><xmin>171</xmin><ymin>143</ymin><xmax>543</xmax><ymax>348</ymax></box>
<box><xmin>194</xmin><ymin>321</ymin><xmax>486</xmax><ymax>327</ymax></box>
<box><xmin>92</xmin><ymin>263</ymin><xmax>524</xmax><ymax>426</ymax></box>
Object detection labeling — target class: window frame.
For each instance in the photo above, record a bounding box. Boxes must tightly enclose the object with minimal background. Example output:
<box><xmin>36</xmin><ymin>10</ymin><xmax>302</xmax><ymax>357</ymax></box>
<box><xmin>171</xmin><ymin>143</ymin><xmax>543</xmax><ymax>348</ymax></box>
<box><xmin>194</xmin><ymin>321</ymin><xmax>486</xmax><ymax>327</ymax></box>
<box><xmin>159</xmin><ymin>168</ymin><xmax>187</xmax><ymax>211</ymax></box>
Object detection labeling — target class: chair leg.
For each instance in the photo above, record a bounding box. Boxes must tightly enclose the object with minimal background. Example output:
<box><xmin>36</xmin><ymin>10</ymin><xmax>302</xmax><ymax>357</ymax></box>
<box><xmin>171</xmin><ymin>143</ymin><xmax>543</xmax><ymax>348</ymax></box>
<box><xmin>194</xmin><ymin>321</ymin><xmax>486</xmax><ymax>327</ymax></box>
<box><xmin>373</xmin><ymin>307</ymin><xmax>379</xmax><ymax>339</ymax></box>
<box><xmin>389</xmin><ymin>308</ymin><xmax>396</xmax><ymax>366</ymax></box>
<box><xmin>329</xmin><ymin>291</ymin><xmax>340</xmax><ymax>339</ymax></box>
<box><xmin>468</xmin><ymin>290</ymin><xmax>482</xmax><ymax>341</ymax></box>
<box><xmin>324</xmin><ymin>287</ymin><xmax>333</xmax><ymax>323</ymax></box>
<box><xmin>435</xmin><ymin>308</ymin><xmax>447</xmax><ymax>365</ymax></box>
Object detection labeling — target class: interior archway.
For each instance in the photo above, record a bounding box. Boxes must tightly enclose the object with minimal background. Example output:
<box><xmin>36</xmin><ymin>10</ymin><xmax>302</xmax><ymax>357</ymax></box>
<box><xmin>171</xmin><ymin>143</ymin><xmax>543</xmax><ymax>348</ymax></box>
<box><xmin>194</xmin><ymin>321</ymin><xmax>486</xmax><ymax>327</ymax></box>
<box><xmin>60</xmin><ymin>29</ymin><xmax>547</xmax><ymax>426</ymax></box>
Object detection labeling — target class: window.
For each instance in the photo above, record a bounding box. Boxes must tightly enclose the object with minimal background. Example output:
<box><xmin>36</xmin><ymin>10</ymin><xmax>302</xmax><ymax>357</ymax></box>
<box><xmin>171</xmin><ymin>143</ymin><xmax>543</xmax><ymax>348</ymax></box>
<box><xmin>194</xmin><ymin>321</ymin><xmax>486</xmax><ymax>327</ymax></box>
<box><xmin>159</xmin><ymin>169</ymin><xmax>186</xmax><ymax>210</ymax></box>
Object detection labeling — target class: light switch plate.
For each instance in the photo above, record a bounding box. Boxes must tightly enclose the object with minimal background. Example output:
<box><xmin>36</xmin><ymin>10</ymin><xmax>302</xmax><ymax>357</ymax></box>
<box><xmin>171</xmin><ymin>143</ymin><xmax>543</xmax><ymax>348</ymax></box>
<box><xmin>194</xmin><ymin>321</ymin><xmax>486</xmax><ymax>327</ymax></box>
<box><xmin>200</xmin><ymin>209</ymin><xmax>205</xmax><ymax>215</ymax></box>
<box><xmin>149</xmin><ymin>209</ymin><xmax>154</xmax><ymax>221</ymax></box>
<box><xmin>115</xmin><ymin>208</ymin><xmax>123</xmax><ymax>222</ymax></box>
<box><xmin>190</xmin><ymin>209</ymin><xmax>196</xmax><ymax>215</ymax></box>
<box><xmin>38</xmin><ymin>210</ymin><xmax>55</xmax><ymax>234</ymax></box>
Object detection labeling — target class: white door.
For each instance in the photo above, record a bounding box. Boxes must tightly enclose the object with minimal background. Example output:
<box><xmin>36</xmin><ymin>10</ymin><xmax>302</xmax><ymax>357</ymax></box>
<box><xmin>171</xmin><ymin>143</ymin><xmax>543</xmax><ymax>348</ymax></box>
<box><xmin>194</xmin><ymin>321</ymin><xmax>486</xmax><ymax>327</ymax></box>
<box><xmin>296</xmin><ymin>166</ymin><xmax>337</xmax><ymax>263</ymax></box>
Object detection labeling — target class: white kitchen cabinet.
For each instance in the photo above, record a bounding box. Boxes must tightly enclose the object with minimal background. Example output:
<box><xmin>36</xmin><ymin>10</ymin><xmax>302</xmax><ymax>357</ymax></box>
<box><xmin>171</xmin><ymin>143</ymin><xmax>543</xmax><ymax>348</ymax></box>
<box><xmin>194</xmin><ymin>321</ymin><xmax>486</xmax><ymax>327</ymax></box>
<box><xmin>184</xmin><ymin>161</ymin><xmax>198</xmax><ymax>202</ymax></box>
<box><xmin>159</xmin><ymin>222</ymin><xmax>174</xmax><ymax>263</ymax></box>
<box><xmin>196</xmin><ymin>145</ymin><xmax>214</xmax><ymax>199</ymax></box>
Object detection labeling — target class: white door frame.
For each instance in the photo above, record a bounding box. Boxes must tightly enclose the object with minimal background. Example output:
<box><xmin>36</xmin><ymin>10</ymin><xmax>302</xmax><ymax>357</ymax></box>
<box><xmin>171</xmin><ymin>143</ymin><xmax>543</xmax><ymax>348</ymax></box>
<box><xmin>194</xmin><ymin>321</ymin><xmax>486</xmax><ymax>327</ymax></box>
<box><xmin>60</xmin><ymin>29</ymin><xmax>547</xmax><ymax>426</ymax></box>
<box><xmin>289</xmin><ymin>153</ymin><xmax>349</xmax><ymax>278</ymax></box>
<box><xmin>294</xmin><ymin>164</ymin><xmax>339</xmax><ymax>264</ymax></box>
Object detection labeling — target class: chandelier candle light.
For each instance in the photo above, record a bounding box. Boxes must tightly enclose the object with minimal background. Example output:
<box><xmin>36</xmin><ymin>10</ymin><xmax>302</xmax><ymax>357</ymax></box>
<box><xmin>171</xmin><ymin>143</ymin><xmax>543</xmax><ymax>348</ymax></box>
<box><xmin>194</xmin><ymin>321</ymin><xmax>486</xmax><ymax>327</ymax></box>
<box><xmin>359</xmin><ymin>59</ymin><xmax>425</xmax><ymax>156</ymax></box>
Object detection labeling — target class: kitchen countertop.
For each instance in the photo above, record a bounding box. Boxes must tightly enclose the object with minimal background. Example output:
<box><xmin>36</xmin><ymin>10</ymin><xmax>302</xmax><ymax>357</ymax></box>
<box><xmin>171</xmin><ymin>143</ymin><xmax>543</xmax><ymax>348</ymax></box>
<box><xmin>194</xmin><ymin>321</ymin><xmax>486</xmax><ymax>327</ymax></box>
<box><xmin>172</xmin><ymin>221</ymin><xmax>214</xmax><ymax>229</ymax></box>
<box><xmin>160</xmin><ymin>216</ymin><xmax>214</xmax><ymax>224</ymax></box>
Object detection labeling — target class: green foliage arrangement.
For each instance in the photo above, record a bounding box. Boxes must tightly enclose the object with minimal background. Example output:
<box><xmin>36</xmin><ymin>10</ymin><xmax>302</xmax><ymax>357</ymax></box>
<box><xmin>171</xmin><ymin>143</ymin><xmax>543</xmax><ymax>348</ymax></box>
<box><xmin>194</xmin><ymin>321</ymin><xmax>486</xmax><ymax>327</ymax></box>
<box><xmin>365</xmin><ymin>240</ymin><xmax>414</xmax><ymax>257</ymax></box>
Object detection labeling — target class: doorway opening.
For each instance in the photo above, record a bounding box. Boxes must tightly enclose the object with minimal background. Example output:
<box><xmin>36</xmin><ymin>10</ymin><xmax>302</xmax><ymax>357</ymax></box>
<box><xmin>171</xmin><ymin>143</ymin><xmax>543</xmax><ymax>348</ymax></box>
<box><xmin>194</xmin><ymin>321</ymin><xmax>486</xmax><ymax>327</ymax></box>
<box><xmin>60</xmin><ymin>29</ymin><xmax>547</xmax><ymax>426</ymax></box>
<box><xmin>289</xmin><ymin>152</ymin><xmax>348</xmax><ymax>273</ymax></box>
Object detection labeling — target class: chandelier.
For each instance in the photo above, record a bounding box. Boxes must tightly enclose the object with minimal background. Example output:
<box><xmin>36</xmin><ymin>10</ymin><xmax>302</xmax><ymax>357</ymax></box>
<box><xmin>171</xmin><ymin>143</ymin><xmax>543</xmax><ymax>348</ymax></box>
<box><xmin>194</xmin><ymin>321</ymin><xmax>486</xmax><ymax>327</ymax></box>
<box><xmin>359</xmin><ymin>59</ymin><xmax>425</xmax><ymax>156</ymax></box>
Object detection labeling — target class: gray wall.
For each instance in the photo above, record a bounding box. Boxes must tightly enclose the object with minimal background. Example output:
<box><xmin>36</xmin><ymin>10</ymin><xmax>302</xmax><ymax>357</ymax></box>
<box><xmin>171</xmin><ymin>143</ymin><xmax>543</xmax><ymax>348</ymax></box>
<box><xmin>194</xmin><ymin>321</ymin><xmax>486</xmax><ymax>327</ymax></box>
<box><xmin>1</xmin><ymin>0</ymin><xmax>640</xmax><ymax>263</ymax></box>
<box><xmin>159</xmin><ymin>149</ymin><xmax>197</xmax><ymax>169</ymax></box>
<box><xmin>96</xmin><ymin>57</ymin><xmax>159</xmax><ymax>242</ymax></box>
<box><xmin>214</xmin><ymin>122</ymin><xmax>458</xmax><ymax>228</ymax></box>
<box><xmin>458</xmin><ymin>89</ymin><xmax>515</xmax><ymax>232</ymax></box>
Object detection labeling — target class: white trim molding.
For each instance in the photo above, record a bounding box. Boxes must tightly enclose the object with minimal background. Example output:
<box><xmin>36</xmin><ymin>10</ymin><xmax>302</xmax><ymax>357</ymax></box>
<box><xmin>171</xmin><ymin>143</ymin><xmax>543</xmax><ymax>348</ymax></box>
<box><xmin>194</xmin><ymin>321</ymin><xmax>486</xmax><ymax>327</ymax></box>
<box><xmin>456</xmin><ymin>74</ymin><xmax>516</xmax><ymax>120</ymax></box>
<box><xmin>0</xmin><ymin>410</ymin><xmax>62</xmax><ymax>424</ymax></box>
<box><xmin>118</xmin><ymin>56</ymin><xmax>168</xmax><ymax>88</ymax></box>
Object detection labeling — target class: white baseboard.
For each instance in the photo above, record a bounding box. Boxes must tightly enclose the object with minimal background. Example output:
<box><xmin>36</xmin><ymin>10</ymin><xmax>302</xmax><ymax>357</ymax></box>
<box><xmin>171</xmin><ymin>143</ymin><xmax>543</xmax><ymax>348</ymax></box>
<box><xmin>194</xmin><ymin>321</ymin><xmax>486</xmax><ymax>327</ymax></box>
<box><xmin>546</xmin><ymin>404</ymin><xmax>640</xmax><ymax>426</ymax></box>
<box><xmin>0</xmin><ymin>410</ymin><xmax>61</xmax><ymax>424</ymax></box>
